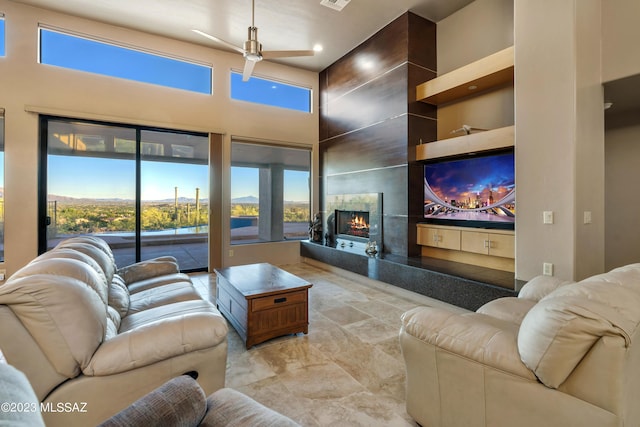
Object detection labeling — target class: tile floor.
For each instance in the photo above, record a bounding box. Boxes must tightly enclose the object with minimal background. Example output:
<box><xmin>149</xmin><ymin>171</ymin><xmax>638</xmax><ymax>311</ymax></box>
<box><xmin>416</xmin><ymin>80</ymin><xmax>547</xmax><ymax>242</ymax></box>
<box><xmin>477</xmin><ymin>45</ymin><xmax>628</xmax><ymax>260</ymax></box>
<box><xmin>191</xmin><ymin>261</ymin><xmax>467</xmax><ymax>426</ymax></box>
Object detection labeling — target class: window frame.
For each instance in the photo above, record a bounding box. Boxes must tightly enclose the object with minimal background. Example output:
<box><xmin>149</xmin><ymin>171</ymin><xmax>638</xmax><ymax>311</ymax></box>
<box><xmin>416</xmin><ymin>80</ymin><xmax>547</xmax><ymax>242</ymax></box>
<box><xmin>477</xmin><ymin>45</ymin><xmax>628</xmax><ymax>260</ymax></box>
<box><xmin>230</xmin><ymin>139</ymin><xmax>312</xmax><ymax>244</ymax></box>
<box><xmin>0</xmin><ymin>109</ymin><xmax>4</xmax><ymax>262</ymax></box>
<box><xmin>39</xmin><ymin>115</ymin><xmax>210</xmax><ymax>272</ymax></box>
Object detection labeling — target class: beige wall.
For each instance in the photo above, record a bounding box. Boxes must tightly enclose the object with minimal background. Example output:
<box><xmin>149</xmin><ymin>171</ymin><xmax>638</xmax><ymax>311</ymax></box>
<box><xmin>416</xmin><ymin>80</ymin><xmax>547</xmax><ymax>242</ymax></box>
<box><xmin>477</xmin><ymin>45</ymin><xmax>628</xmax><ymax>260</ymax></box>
<box><xmin>515</xmin><ymin>0</ymin><xmax>604</xmax><ymax>282</ymax></box>
<box><xmin>436</xmin><ymin>0</ymin><xmax>514</xmax><ymax>140</ymax></box>
<box><xmin>437</xmin><ymin>0</ymin><xmax>514</xmax><ymax>74</ymax></box>
<box><xmin>601</xmin><ymin>0</ymin><xmax>640</xmax><ymax>83</ymax></box>
<box><xmin>0</xmin><ymin>0</ymin><xmax>319</xmax><ymax>274</ymax></box>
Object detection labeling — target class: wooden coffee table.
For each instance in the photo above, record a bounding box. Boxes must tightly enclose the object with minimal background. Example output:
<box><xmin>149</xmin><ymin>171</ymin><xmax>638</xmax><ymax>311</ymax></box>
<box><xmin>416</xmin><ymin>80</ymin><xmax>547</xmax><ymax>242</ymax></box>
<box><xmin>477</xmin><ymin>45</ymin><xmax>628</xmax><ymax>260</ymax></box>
<box><xmin>214</xmin><ymin>263</ymin><xmax>312</xmax><ymax>349</ymax></box>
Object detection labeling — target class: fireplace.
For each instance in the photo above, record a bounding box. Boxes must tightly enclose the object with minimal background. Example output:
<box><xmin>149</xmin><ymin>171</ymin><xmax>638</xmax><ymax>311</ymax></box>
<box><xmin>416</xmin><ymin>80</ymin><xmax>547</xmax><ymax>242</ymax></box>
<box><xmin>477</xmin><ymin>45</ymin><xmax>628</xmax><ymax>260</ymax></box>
<box><xmin>324</xmin><ymin>193</ymin><xmax>383</xmax><ymax>252</ymax></box>
<box><xmin>335</xmin><ymin>210</ymin><xmax>370</xmax><ymax>240</ymax></box>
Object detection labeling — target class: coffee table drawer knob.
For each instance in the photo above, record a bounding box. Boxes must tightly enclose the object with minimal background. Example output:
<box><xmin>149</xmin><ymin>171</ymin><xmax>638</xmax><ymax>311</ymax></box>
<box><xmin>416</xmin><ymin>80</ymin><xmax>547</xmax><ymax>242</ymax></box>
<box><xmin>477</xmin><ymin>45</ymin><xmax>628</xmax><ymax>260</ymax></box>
<box><xmin>274</xmin><ymin>297</ymin><xmax>287</xmax><ymax>304</ymax></box>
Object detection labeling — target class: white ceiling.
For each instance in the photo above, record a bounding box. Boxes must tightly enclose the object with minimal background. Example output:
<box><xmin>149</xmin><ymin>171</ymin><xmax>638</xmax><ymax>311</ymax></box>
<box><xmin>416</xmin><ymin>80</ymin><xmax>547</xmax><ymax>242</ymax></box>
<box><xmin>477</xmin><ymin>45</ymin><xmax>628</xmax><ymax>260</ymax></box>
<box><xmin>10</xmin><ymin>0</ymin><xmax>474</xmax><ymax>72</ymax></box>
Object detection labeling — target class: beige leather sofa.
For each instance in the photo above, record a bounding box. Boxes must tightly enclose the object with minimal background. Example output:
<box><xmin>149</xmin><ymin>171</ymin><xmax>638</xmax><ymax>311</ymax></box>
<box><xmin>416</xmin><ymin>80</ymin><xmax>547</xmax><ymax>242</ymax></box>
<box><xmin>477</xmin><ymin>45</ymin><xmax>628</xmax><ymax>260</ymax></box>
<box><xmin>400</xmin><ymin>264</ymin><xmax>640</xmax><ymax>427</ymax></box>
<box><xmin>0</xmin><ymin>236</ymin><xmax>228</xmax><ymax>427</ymax></box>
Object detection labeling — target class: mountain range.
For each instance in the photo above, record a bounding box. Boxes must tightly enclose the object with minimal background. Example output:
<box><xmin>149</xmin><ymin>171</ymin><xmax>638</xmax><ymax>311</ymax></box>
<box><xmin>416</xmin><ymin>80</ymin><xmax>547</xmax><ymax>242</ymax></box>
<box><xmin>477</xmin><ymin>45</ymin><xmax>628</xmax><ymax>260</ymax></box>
<box><xmin>47</xmin><ymin>194</ymin><xmax>308</xmax><ymax>204</ymax></box>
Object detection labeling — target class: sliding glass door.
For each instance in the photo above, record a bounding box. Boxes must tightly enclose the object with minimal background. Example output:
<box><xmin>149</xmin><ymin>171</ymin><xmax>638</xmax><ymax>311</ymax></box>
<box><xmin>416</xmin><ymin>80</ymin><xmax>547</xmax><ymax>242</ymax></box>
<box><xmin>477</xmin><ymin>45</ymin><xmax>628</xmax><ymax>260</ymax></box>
<box><xmin>40</xmin><ymin>117</ymin><xmax>209</xmax><ymax>271</ymax></box>
<box><xmin>139</xmin><ymin>130</ymin><xmax>209</xmax><ymax>270</ymax></box>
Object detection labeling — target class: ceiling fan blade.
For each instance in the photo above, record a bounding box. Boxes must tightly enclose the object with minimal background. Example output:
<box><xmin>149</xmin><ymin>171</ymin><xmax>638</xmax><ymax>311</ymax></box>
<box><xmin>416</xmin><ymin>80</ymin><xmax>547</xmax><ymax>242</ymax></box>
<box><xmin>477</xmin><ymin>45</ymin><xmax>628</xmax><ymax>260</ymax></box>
<box><xmin>261</xmin><ymin>50</ymin><xmax>316</xmax><ymax>59</ymax></box>
<box><xmin>242</xmin><ymin>59</ymin><xmax>257</xmax><ymax>81</ymax></box>
<box><xmin>192</xmin><ymin>29</ymin><xmax>245</xmax><ymax>54</ymax></box>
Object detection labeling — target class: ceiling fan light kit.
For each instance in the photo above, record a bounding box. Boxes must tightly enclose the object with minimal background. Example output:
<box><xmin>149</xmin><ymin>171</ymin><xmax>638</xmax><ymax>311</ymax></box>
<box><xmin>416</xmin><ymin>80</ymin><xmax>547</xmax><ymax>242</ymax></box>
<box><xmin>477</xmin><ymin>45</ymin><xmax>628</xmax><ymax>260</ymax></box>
<box><xmin>194</xmin><ymin>0</ymin><xmax>315</xmax><ymax>81</ymax></box>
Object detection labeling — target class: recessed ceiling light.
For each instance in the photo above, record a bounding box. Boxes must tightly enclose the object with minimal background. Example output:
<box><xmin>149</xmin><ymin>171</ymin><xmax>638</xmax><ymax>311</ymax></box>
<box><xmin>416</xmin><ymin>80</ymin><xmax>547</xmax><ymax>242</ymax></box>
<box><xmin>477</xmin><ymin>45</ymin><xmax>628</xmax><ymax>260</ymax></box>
<box><xmin>320</xmin><ymin>0</ymin><xmax>351</xmax><ymax>11</ymax></box>
<box><xmin>468</xmin><ymin>85</ymin><xmax>478</xmax><ymax>90</ymax></box>
<box><xmin>313</xmin><ymin>44</ymin><xmax>323</xmax><ymax>52</ymax></box>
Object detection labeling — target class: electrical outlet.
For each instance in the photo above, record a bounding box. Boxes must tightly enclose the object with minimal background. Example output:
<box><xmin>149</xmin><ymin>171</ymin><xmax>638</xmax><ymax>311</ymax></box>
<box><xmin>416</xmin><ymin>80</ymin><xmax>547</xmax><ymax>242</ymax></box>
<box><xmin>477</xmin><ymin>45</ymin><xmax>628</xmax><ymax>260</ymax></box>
<box><xmin>543</xmin><ymin>263</ymin><xmax>554</xmax><ymax>276</ymax></box>
<box><xmin>228</xmin><ymin>249</ymin><xmax>234</xmax><ymax>257</ymax></box>
<box><xmin>584</xmin><ymin>211</ymin><xmax>592</xmax><ymax>224</ymax></box>
<box><xmin>0</xmin><ymin>269</ymin><xmax>6</xmax><ymax>281</ymax></box>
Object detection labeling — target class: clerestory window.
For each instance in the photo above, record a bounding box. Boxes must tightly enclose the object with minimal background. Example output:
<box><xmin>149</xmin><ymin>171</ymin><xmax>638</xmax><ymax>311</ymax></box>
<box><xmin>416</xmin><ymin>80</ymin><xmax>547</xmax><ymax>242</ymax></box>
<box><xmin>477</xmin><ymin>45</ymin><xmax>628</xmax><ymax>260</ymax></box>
<box><xmin>38</xmin><ymin>27</ymin><xmax>212</xmax><ymax>94</ymax></box>
<box><xmin>230</xmin><ymin>71</ymin><xmax>312</xmax><ymax>113</ymax></box>
<box><xmin>0</xmin><ymin>15</ymin><xmax>5</xmax><ymax>57</ymax></box>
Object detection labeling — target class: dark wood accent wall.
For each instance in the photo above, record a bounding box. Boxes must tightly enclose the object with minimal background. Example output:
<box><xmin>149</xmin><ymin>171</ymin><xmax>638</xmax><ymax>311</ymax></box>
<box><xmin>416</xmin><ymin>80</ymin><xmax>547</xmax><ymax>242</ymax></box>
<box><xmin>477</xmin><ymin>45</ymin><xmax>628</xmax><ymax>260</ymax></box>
<box><xmin>319</xmin><ymin>12</ymin><xmax>437</xmax><ymax>256</ymax></box>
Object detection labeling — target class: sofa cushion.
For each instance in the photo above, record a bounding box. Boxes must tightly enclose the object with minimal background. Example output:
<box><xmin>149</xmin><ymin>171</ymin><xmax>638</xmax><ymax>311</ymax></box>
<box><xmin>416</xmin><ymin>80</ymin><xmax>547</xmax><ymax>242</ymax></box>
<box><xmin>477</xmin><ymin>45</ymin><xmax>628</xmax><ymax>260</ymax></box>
<box><xmin>117</xmin><ymin>257</ymin><xmax>181</xmax><ymax>289</ymax></box>
<box><xmin>57</xmin><ymin>236</ymin><xmax>116</xmax><ymax>266</ymax></box>
<box><xmin>0</xmin><ymin>360</ymin><xmax>46</xmax><ymax>427</ymax></box>
<box><xmin>518</xmin><ymin>263</ymin><xmax>640</xmax><ymax>388</ymax></box>
<box><xmin>126</xmin><ymin>272</ymin><xmax>193</xmax><ymax>294</ymax></box>
<box><xmin>0</xmin><ymin>260</ymin><xmax>108</xmax><ymax>378</ymax></box>
<box><xmin>106</xmin><ymin>305</ymin><xmax>122</xmax><ymax>339</ymax></box>
<box><xmin>31</xmin><ymin>248</ymin><xmax>110</xmax><ymax>303</ymax></box>
<box><xmin>98</xmin><ymin>375</ymin><xmax>206</xmax><ymax>427</ymax></box>
<box><xmin>109</xmin><ymin>274</ymin><xmax>131</xmax><ymax>317</ymax></box>
<box><xmin>85</xmin><ymin>300</ymin><xmax>227</xmax><ymax>376</ymax></box>
<box><xmin>57</xmin><ymin>241</ymin><xmax>117</xmax><ymax>285</ymax></box>
<box><xmin>202</xmin><ymin>388</ymin><xmax>301</xmax><ymax>427</ymax></box>
<box><xmin>127</xmin><ymin>281</ymin><xmax>200</xmax><ymax>315</ymax></box>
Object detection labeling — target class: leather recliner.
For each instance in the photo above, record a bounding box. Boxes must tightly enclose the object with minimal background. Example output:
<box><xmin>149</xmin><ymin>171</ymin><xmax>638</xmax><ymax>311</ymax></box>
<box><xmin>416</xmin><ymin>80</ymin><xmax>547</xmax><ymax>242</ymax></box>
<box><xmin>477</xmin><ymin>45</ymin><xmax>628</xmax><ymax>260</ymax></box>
<box><xmin>400</xmin><ymin>264</ymin><xmax>640</xmax><ymax>427</ymax></box>
<box><xmin>0</xmin><ymin>236</ymin><xmax>228</xmax><ymax>426</ymax></box>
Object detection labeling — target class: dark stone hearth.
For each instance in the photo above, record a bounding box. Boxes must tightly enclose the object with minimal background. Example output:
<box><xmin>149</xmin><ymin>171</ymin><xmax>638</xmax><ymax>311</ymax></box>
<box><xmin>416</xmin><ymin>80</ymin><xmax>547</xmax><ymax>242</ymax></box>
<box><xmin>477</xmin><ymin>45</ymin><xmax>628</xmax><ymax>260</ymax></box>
<box><xmin>301</xmin><ymin>241</ymin><xmax>516</xmax><ymax>311</ymax></box>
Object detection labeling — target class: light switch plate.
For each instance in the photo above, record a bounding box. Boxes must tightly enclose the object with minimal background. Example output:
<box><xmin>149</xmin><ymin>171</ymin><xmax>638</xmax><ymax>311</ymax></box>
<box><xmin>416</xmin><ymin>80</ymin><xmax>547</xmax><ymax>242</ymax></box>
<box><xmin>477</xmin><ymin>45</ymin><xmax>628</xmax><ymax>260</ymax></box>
<box><xmin>543</xmin><ymin>263</ymin><xmax>554</xmax><ymax>276</ymax></box>
<box><xmin>543</xmin><ymin>211</ymin><xmax>554</xmax><ymax>224</ymax></box>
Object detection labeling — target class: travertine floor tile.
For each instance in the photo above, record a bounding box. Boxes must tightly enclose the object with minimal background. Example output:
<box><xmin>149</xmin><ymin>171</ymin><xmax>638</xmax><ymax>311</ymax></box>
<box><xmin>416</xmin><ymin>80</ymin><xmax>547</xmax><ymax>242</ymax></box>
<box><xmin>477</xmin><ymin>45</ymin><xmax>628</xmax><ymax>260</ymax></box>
<box><xmin>200</xmin><ymin>261</ymin><xmax>437</xmax><ymax>426</ymax></box>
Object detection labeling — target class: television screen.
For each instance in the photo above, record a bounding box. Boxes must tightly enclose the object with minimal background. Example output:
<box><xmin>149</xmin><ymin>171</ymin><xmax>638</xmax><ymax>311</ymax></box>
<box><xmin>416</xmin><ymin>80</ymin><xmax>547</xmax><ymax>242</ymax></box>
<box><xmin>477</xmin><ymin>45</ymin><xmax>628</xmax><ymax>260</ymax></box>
<box><xmin>423</xmin><ymin>150</ymin><xmax>515</xmax><ymax>228</ymax></box>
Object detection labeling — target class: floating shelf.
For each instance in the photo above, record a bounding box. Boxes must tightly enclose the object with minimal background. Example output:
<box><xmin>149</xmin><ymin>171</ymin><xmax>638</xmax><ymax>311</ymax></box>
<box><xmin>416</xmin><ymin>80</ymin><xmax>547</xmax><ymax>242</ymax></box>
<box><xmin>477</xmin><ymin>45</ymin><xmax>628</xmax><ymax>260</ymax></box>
<box><xmin>416</xmin><ymin>125</ymin><xmax>514</xmax><ymax>161</ymax></box>
<box><xmin>417</xmin><ymin>46</ymin><xmax>514</xmax><ymax>105</ymax></box>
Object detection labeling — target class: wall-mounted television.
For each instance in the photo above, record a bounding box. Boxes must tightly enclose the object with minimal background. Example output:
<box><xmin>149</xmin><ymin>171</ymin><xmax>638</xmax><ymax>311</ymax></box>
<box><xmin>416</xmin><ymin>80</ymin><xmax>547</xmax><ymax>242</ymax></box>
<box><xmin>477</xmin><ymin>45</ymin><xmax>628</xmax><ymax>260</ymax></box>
<box><xmin>423</xmin><ymin>148</ymin><xmax>515</xmax><ymax>230</ymax></box>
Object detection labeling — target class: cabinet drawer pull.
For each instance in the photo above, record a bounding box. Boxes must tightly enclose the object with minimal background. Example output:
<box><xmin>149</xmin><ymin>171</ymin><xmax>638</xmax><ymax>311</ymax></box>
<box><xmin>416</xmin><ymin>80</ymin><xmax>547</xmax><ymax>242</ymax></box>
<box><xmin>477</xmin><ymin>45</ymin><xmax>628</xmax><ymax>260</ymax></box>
<box><xmin>274</xmin><ymin>297</ymin><xmax>287</xmax><ymax>304</ymax></box>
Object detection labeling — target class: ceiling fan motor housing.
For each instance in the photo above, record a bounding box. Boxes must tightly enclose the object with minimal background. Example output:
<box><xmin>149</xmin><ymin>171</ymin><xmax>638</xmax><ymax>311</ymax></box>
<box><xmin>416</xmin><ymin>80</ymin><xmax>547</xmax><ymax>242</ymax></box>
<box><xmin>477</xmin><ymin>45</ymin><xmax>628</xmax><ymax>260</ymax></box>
<box><xmin>243</xmin><ymin>27</ymin><xmax>262</xmax><ymax>61</ymax></box>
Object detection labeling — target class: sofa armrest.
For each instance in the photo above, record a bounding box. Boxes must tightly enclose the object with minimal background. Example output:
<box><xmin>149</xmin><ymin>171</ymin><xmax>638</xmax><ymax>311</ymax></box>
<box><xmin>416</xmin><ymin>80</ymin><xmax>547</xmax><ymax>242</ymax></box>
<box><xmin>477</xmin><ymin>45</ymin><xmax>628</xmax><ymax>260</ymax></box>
<box><xmin>401</xmin><ymin>306</ymin><xmax>535</xmax><ymax>380</ymax></box>
<box><xmin>84</xmin><ymin>310</ymin><xmax>227</xmax><ymax>376</ymax></box>
<box><xmin>117</xmin><ymin>257</ymin><xmax>180</xmax><ymax>285</ymax></box>
<box><xmin>518</xmin><ymin>275</ymin><xmax>574</xmax><ymax>301</ymax></box>
<box><xmin>98</xmin><ymin>375</ymin><xmax>206</xmax><ymax>427</ymax></box>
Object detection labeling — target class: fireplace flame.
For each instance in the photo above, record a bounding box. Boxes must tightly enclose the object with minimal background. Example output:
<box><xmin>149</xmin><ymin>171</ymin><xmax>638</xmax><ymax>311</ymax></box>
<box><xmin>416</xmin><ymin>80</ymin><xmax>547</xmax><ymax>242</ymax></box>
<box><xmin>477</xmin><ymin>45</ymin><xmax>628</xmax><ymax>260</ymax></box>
<box><xmin>352</xmin><ymin>215</ymin><xmax>367</xmax><ymax>228</ymax></box>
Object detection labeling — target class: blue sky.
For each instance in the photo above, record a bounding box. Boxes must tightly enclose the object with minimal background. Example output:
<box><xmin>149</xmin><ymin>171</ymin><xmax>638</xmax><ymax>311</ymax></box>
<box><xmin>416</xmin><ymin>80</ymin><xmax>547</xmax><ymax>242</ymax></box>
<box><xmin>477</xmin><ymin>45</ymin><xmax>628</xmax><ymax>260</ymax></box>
<box><xmin>48</xmin><ymin>156</ymin><xmax>208</xmax><ymax>201</ymax></box>
<box><xmin>0</xmin><ymin>18</ymin><xmax>5</xmax><ymax>57</ymax></box>
<box><xmin>48</xmin><ymin>156</ymin><xmax>309</xmax><ymax>202</ymax></box>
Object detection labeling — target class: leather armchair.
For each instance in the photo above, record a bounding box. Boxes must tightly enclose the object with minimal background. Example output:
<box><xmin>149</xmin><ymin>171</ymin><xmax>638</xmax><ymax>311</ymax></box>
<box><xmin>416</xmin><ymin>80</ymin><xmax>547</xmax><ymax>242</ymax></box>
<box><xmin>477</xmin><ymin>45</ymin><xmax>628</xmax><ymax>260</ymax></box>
<box><xmin>400</xmin><ymin>264</ymin><xmax>640</xmax><ymax>427</ymax></box>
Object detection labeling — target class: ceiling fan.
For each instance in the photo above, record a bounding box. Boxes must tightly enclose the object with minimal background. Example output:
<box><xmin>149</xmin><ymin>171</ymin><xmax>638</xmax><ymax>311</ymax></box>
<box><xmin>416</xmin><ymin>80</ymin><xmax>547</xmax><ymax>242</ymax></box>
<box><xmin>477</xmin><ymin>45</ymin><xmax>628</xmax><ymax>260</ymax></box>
<box><xmin>193</xmin><ymin>0</ymin><xmax>316</xmax><ymax>81</ymax></box>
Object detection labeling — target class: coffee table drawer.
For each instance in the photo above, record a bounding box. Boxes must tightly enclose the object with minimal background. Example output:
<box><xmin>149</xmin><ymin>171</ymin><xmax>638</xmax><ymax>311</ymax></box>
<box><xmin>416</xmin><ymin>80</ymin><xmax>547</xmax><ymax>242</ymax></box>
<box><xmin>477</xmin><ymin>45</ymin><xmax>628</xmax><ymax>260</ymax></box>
<box><xmin>251</xmin><ymin>290</ymin><xmax>307</xmax><ymax>312</ymax></box>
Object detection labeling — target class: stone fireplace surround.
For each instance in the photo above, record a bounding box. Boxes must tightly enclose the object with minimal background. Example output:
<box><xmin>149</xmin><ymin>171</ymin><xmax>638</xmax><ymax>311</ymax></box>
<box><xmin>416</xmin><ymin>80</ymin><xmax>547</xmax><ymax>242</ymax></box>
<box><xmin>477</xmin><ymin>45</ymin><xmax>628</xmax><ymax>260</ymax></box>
<box><xmin>300</xmin><ymin>241</ymin><xmax>516</xmax><ymax>311</ymax></box>
<box><xmin>304</xmin><ymin>194</ymin><xmax>515</xmax><ymax>311</ymax></box>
